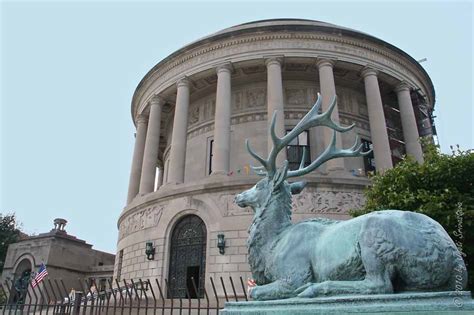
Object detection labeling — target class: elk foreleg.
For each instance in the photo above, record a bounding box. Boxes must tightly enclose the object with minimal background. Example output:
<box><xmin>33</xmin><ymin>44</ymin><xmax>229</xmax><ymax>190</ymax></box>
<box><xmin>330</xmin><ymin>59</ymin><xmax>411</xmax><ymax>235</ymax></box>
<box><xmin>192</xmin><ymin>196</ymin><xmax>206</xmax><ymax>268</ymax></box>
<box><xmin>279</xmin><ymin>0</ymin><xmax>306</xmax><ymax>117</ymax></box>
<box><xmin>250</xmin><ymin>279</ymin><xmax>298</xmax><ymax>300</ymax></box>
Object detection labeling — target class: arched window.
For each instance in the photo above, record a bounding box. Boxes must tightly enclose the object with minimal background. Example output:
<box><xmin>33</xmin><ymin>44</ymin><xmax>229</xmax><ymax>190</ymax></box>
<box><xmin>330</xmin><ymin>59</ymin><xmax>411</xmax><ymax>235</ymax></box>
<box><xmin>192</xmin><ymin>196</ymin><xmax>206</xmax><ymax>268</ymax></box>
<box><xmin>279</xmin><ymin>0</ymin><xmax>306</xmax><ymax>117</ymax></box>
<box><xmin>168</xmin><ymin>215</ymin><xmax>207</xmax><ymax>298</ymax></box>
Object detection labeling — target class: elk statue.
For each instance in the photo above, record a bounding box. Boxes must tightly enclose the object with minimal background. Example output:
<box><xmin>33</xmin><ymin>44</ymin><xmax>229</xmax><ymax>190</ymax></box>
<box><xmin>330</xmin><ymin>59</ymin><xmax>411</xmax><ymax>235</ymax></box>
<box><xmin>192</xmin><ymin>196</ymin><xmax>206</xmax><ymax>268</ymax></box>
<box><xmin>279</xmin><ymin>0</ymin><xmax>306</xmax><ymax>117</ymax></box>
<box><xmin>234</xmin><ymin>94</ymin><xmax>467</xmax><ymax>300</ymax></box>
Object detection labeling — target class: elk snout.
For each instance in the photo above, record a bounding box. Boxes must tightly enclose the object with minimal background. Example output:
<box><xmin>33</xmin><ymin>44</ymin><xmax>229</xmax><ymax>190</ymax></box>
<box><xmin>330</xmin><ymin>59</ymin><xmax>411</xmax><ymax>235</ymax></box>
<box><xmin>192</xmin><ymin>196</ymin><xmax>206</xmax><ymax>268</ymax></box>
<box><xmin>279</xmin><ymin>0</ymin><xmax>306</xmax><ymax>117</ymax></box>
<box><xmin>234</xmin><ymin>193</ymin><xmax>248</xmax><ymax>208</ymax></box>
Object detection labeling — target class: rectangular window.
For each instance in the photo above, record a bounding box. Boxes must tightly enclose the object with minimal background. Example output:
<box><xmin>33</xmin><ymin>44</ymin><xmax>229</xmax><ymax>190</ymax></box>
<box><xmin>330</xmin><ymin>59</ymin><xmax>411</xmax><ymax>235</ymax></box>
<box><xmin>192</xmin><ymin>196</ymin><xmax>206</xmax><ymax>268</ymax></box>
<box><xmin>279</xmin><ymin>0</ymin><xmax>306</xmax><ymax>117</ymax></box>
<box><xmin>286</xmin><ymin>130</ymin><xmax>311</xmax><ymax>171</ymax></box>
<box><xmin>361</xmin><ymin>139</ymin><xmax>376</xmax><ymax>175</ymax></box>
<box><xmin>207</xmin><ymin>138</ymin><xmax>214</xmax><ymax>175</ymax></box>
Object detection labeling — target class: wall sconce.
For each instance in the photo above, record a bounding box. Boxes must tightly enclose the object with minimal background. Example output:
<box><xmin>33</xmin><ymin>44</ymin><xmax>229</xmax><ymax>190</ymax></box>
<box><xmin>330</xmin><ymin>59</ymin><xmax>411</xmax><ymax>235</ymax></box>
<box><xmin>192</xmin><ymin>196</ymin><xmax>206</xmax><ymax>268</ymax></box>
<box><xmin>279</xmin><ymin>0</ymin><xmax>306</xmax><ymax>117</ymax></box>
<box><xmin>145</xmin><ymin>242</ymin><xmax>155</xmax><ymax>260</ymax></box>
<box><xmin>217</xmin><ymin>234</ymin><xmax>226</xmax><ymax>255</ymax></box>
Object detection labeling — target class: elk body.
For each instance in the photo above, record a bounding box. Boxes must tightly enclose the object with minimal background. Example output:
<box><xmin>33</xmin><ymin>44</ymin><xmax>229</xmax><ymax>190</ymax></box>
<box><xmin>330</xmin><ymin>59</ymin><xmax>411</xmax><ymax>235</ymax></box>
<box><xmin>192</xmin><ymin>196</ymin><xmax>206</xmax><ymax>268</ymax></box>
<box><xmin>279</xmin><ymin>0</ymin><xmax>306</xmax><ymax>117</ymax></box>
<box><xmin>234</xmin><ymin>95</ymin><xmax>467</xmax><ymax>300</ymax></box>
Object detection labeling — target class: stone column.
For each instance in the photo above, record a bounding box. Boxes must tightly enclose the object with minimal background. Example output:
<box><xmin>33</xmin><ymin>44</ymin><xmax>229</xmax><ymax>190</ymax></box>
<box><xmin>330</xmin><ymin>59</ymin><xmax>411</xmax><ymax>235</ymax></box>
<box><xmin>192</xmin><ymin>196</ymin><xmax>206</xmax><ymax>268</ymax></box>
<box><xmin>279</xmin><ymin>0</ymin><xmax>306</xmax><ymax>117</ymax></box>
<box><xmin>265</xmin><ymin>57</ymin><xmax>286</xmax><ymax>166</ymax></box>
<box><xmin>168</xmin><ymin>78</ymin><xmax>190</xmax><ymax>184</ymax></box>
<box><xmin>395</xmin><ymin>82</ymin><xmax>424</xmax><ymax>163</ymax></box>
<box><xmin>126</xmin><ymin>115</ymin><xmax>148</xmax><ymax>204</ymax></box>
<box><xmin>157</xmin><ymin>166</ymin><xmax>164</xmax><ymax>188</ymax></box>
<box><xmin>361</xmin><ymin>68</ymin><xmax>393</xmax><ymax>172</ymax></box>
<box><xmin>139</xmin><ymin>96</ymin><xmax>164</xmax><ymax>195</ymax></box>
<box><xmin>317</xmin><ymin>58</ymin><xmax>344</xmax><ymax>171</ymax></box>
<box><xmin>211</xmin><ymin>63</ymin><xmax>232</xmax><ymax>175</ymax></box>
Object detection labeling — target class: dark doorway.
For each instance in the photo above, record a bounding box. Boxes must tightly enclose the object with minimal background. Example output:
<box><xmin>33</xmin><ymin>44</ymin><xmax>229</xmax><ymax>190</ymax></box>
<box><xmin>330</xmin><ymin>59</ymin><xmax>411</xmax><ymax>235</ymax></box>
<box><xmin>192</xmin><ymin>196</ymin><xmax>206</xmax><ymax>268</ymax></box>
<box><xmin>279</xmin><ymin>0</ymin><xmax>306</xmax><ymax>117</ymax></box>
<box><xmin>168</xmin><ymin>215</ymin><xmax>207</xmax><ymax>298</ymax></box>
<box><xmin>186</xmin><ymin>266</ymin><xmax>200</xmax><ymax>298</ymax></box>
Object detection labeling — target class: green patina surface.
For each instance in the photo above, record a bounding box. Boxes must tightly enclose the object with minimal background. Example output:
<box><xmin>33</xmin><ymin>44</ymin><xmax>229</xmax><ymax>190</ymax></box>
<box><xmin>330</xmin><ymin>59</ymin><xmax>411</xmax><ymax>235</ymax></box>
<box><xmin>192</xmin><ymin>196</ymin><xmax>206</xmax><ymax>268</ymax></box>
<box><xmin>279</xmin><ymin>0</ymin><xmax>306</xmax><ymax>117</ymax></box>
<box><xmin>221</xmin><ymin>291</ymin><xmax>474</xmax><ymax>314</ymax></box>
<box><xmin>235</xmin><ymin>94</ymin><xmax>468</xmax><ymax>301</ymax></box>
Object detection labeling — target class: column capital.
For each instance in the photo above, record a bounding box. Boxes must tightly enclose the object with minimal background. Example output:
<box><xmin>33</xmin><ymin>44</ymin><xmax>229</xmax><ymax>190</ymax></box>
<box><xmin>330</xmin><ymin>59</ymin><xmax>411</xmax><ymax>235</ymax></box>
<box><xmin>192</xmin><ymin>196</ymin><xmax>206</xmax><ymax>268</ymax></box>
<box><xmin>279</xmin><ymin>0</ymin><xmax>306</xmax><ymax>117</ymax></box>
<box><xmin>394</xmin><ymin>81</ymin><xmax>411</xmax><ymax>93</ymax></box>
<box><xmin>264</xmin><ymin>56</ymin><xmax>284</xmax><ymax>67</ymax></box>
<box><xmin>176</xmin><ymin>77</ymin><xmax>190</xmax><ymax>88</ymax></box>
<box><xmin>360</xmin><ymin>67</ymin><xmax>379</xmax><ymax>79</ymax></box>
<box><xmin>136</xmin><ymin>115</ymin><xmax>148</xmax><ymax>124</ymax></box>
<box><xmin>216</xmin><ymin>62</ymin><xmax>233</xmax><ymax>74</ymax></box>
<box><xmin>316</xmin><ymin>58</ymin><xmax>336</xmax><ymax>69</ymax></box>
<box><xmin>149</xmin><ymin>95</ymin><xmax>166</xmax><ymax>107</ymax></box>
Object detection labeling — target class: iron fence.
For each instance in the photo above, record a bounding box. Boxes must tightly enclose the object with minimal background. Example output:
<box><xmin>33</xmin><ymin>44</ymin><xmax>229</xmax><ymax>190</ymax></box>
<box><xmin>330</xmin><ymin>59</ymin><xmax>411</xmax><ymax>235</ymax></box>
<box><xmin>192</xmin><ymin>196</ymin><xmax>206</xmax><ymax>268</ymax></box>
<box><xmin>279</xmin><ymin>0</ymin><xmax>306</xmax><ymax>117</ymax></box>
<box><xmin>0</xmin><ymin>276</ymin><xmax>249</xmax><ymax>314</ymax></box>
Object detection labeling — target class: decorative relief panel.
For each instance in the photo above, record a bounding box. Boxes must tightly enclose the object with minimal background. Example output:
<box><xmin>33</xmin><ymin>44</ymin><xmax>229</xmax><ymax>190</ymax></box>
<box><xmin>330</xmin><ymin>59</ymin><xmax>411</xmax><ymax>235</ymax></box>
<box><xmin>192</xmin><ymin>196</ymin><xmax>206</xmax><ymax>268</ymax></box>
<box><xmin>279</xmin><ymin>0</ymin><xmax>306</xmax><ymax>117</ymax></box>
<box><xmin>339</xmin><ymin>115</ymin><xmax>370</xmax><ymax>131</ymax></box>
<box><xmin>189</xmin><ymin>104</ymin><xmax>200</xmax><ymax>125</ymax></box>
<box><xmin>202</xmin><ymin>99</ymin><xmax>216</xmax><ymax>121</ymax></box>
<box><xmin>211</xmin><ymin>193</ymin><xmax>253</xmax><ymax>216</ymax></box>
<box><xmin>213</xmin><ymin>189</ymin><xmax>365</xmax><ymax>217</ymax></box>
<box><xmin>119</xmin><ymin>205</ymin><xmax>164</xmax><ymax>240</ymax></box>
<box><xmin>231</xmin><ymin>87</ymin><xmax>266</xmax><ymax>113</ymax></box>
<box><xmin>286</xmin><ymin>88</ymin><xmax>307</xmax><ymax>106</ymax></box>
<box><xmin>189</xmin><ymin>97</ymin><xmax>216</xmax><ymax>127</ymax></box>
<box><xmin>246</xmin><ymin>88</ymin><xmax>266</xmax><ymax>109</ymax></box>
<box><xmin>292</xmin><ymin>188</ymin><xmax>366</xmax><ymax>214</ymax></box>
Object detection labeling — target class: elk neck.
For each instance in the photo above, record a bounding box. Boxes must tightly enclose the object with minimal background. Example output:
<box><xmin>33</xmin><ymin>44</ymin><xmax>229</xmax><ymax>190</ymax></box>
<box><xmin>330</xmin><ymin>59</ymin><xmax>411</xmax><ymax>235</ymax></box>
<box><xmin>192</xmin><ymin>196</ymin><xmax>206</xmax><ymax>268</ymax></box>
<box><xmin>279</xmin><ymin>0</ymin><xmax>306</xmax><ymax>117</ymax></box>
<box><xmin>248</xmin><ymin>182</ymin><xmax>293</xmax><ymax>284</ymax></box>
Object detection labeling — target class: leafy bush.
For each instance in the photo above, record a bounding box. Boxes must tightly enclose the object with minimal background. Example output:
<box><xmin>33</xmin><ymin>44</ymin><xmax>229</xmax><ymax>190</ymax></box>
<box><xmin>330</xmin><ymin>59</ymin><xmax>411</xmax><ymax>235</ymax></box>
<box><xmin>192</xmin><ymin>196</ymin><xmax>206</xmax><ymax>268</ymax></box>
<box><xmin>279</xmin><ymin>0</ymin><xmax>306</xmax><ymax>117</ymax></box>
<box><xmin>351</xmin><ymin>143</ymin><xmax>474</xmax><ymax>289</ymax></box>
<box><xmin>0</xmin><ymin>213</ymin><xmax>21</xmax><ymax>274</ymax></box>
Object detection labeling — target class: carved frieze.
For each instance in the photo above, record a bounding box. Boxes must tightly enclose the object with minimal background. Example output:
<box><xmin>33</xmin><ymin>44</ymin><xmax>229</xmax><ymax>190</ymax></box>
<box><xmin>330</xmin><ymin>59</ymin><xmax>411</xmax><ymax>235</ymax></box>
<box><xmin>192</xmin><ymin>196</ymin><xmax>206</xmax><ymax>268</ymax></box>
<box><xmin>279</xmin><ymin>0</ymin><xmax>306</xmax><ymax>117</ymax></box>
<box><xmin>292</xmin><ymin>188</ymin><xmax>366</xmax><ymax>214</ymax></box>
<box><xmin>246</xmin><ymin>88</ymin><xmax>266</xmax><ymax>109</ymax></box>
<box><xmin>286</xmin><ymin>88</ymin><xmax>307</xmax><ymax>106</ymax></box>
<box><xmin>189</xmin><ymin>104</ymin><xmax>200</xmax><ymax>125</ymax></box>
<box><xmin>119</xmin><ymin>205</ymin><xmax>164</xmax><ymax>240</ymax></box>
<box><xmin>212</xmin><ymin>189</ymin><xmax>365</xmax><ymax>217</ymax></box>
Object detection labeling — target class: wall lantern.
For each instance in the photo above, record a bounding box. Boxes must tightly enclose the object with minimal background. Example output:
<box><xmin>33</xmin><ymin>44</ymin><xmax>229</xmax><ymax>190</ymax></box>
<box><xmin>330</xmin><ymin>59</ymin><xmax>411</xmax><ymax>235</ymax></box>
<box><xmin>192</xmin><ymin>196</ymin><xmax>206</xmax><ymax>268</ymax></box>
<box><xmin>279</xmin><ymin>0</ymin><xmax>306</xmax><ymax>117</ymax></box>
<box><xmin>217</xmin><ymin>234</ymin><xmax>226</xmax><ymax>255</ymax></box>
<box><xmin>145</xmin><ymin>242</ymin><xmax>155</xmax><ymax>260</ymax></box>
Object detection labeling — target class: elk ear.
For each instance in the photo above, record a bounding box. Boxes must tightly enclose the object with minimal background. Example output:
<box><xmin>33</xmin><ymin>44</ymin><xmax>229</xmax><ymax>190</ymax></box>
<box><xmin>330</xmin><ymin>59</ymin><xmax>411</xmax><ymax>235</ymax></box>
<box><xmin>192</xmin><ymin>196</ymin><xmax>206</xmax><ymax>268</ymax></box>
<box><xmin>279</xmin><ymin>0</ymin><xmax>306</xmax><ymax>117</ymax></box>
<box><xmin>273</xmin><ymin>160</ymin><xmax>289</xmax><ymax>188</ymax></box>
<box><xmin>290</xmin><ymin>181</ymin><xmax>307</xmax><ymax>195</ymax></box>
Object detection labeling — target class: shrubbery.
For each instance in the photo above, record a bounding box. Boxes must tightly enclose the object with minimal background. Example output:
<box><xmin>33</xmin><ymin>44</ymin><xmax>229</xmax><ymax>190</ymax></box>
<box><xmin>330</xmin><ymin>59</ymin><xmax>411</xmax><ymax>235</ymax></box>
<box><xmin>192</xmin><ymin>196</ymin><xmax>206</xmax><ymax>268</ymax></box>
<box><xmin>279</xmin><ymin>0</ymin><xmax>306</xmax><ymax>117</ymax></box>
<box><xmin>351</xmin><ymin>142</ymin><xmax>474</xmax><ymax>289</ymax></box>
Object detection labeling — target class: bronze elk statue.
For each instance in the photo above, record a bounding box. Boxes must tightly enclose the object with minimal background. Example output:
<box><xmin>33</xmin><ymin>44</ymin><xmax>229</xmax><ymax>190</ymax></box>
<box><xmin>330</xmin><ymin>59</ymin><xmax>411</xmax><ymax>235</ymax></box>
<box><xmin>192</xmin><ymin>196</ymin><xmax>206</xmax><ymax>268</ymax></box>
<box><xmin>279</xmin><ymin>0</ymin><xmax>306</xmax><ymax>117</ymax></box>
<box><xmin>234</xmin><ymin>94</ymin><xmax>467</xmax><ymax>300</ymax></box>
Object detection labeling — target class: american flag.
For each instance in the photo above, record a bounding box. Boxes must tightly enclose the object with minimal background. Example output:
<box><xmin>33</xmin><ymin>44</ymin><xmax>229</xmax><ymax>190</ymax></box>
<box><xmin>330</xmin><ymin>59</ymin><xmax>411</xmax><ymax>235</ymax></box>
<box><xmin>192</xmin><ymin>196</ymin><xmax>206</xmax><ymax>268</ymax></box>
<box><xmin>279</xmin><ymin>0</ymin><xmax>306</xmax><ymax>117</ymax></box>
<box><xmin>32</xmin><ymin>263</ymin><xmax>48</xmax><ymax>288</ymax></box>
<box><xmin>247</xmin><ymin>278</ymin><xmax>256</xmax><ymax>295</ymax></box>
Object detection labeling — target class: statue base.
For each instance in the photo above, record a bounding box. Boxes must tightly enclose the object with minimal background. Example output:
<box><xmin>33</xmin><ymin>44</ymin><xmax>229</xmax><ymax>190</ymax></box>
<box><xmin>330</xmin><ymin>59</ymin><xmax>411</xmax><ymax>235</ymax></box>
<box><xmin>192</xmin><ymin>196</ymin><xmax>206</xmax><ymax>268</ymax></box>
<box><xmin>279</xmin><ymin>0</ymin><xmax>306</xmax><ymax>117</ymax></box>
<box><xmin>221</xmin><ymin>291</ymin><xmax>474</xmax><ymax>314</ymax></box>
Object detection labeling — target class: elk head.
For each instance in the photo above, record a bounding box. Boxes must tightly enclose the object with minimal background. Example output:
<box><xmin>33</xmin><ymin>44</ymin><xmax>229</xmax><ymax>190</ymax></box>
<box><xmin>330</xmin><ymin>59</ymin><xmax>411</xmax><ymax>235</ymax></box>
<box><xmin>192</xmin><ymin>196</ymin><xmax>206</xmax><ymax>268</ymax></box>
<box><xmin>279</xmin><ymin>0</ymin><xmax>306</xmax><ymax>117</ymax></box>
<box><xmin>235</xmin><ymin>93</ymin><xmax>371</xmax><ymax>212</ymax></box>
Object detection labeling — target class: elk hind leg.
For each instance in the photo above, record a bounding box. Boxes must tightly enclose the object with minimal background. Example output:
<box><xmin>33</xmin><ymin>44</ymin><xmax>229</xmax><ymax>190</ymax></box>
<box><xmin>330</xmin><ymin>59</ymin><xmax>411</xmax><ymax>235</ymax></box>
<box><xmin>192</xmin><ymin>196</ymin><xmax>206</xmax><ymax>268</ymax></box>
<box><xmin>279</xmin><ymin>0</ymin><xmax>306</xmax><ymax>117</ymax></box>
<box><xmin>297</xmin><ymin>243</ymin><xmax>393</xmax><ymax>297</ymax></box>
<box><xmin>251</xmin><ymin>279</ymin><xmax>299</xmax><ymax>300</ymax></box>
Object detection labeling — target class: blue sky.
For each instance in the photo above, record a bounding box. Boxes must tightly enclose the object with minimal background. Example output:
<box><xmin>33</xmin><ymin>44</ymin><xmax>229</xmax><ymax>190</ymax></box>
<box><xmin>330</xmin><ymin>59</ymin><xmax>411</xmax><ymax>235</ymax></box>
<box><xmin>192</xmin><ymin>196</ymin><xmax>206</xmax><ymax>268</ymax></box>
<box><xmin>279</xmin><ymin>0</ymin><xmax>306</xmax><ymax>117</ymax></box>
<box><xmin>1</xmin><ymin>1</ymin><xmax>472</xmax><ymax>253</ymax></box>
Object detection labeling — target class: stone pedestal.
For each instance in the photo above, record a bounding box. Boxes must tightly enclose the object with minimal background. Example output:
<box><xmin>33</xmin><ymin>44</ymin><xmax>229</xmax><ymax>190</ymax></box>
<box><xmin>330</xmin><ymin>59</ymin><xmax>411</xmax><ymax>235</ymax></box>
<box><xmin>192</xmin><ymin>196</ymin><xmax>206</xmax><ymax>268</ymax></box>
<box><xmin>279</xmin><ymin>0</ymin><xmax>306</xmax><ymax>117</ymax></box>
<box><xmin>222</xmin><ymin>291</ymin><xmax>474</xmax><ymax>314</ymax></box>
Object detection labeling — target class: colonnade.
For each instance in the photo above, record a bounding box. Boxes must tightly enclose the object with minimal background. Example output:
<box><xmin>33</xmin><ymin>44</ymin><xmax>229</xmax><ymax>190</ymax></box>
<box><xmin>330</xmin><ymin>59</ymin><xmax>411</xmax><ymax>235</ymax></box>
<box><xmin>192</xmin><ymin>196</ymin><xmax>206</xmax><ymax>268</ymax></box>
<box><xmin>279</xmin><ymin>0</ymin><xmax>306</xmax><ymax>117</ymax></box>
<box><xmin>126</xmin><ymin>58</ymin><xmax>424</xmax><ymax>204</ymax></box>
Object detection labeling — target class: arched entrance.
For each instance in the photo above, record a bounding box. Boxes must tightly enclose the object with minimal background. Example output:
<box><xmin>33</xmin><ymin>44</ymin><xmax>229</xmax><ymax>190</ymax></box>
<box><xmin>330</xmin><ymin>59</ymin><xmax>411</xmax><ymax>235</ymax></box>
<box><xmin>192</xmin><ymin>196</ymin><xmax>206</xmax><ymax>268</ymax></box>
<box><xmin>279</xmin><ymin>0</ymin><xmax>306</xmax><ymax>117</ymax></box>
<box><xmin>11</xmin><ymin>259</ymin><xmax>32</xmax><ymax>305</ymax></box>
<box><xmin>168</xmin><ymin>215</ymin><xmax>206</xmax><ymax>298</ymax></box>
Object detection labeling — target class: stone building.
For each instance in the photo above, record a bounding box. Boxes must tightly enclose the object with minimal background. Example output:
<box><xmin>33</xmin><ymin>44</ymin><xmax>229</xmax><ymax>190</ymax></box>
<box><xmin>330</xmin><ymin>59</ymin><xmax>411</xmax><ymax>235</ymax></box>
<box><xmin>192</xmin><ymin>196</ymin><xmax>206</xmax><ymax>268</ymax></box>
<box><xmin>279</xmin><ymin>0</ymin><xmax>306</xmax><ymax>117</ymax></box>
<box><xmin>116</xmin><ymin>19</ymin><xmax>435</xmax><ymax>297</ymax></box>
<box><xmin>1</xmin><ymin>219</ymin><xmax>115</xmax><ymax>303</ymax></box>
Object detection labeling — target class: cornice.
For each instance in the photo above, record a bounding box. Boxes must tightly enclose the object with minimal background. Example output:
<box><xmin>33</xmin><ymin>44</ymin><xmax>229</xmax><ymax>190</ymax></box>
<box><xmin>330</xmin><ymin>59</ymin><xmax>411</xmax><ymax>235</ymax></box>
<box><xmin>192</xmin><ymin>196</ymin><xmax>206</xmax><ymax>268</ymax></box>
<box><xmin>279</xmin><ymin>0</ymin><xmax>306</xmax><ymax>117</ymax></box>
<box><xmin>132</xmin><ymin>31</ymin><xmax>435</xmax><ymax>123</ymax></box>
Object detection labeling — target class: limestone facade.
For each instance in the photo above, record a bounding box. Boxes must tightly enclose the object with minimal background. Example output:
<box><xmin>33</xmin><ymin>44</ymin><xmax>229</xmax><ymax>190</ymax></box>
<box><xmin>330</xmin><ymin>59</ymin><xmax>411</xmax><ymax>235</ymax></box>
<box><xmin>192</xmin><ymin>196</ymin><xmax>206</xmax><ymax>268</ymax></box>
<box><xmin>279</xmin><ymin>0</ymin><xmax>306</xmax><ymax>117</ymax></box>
<box><xmin>116</xmin><ymin>19</ymin><xmax>435</xmax><ymax>296</ymax></box>
<box><xmin>1</xmin><ymin>219</ymin><xmax>115</xmax><ymax>303</ymax></box>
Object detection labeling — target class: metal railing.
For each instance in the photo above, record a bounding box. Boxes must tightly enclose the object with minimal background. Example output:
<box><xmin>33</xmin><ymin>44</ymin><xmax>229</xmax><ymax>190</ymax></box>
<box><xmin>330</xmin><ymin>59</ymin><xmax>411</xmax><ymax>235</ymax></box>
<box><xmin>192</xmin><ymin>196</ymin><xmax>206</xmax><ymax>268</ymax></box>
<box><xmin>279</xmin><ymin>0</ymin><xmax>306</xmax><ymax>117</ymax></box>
<box><xmin>0</xmin><ymin>276</ymin><xmax>249</xmax><ymax>314</ymax></box>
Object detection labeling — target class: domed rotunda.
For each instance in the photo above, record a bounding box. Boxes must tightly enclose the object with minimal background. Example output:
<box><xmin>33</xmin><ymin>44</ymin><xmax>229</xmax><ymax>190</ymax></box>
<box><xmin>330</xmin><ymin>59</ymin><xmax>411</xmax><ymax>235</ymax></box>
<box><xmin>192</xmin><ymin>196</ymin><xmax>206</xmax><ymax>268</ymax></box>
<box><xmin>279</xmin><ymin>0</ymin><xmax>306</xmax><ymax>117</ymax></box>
<box><xmin>115</xmin><ymin>19</ymin><xmax>435</xmax><ymax>297</ymax></box>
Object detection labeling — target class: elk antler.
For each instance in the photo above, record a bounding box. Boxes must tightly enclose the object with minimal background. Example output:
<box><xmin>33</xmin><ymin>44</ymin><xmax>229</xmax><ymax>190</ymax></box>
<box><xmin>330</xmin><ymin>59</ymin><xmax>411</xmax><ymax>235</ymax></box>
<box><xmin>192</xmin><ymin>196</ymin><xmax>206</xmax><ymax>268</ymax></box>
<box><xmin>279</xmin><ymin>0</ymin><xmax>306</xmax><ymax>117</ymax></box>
<box><xmin>246</xmin><ymin>93</ymin><xmax>372</xmax><ymax>178</ymax></box>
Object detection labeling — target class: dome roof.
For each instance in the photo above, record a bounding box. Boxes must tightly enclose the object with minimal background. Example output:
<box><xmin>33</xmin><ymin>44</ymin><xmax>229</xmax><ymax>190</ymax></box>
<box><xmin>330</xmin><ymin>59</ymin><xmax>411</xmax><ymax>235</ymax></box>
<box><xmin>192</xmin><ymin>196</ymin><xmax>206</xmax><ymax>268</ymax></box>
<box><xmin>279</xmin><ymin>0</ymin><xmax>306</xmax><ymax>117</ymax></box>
<box><xmin>133</xmin><ymin>18</ymin><xmax>435</xmax><ymax>118</ymax></box>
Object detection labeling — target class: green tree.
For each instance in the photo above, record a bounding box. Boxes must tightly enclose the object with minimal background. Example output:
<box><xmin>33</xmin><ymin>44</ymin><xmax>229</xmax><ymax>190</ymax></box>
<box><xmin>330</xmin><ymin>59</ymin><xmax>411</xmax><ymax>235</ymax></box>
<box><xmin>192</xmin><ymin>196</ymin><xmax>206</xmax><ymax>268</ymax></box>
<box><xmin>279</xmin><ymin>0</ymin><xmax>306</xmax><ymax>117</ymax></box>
<box><xmin>0</xmin><ymin>213</ymin><xmax>22</xmax><ymax>274</ymax></box>
<box><xmin>351</xmin><ymin>143</ymin><xmax>474</xmax><ymax>289</ymax></box>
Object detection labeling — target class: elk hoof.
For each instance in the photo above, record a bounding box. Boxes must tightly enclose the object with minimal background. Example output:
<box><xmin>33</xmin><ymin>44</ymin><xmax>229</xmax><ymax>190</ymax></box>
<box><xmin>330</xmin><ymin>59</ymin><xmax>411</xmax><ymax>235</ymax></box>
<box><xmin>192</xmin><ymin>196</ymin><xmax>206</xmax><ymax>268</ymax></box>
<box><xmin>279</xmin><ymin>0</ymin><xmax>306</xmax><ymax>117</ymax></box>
<box><xmin>296</xmin><ymin>285</ymin><xmax>317</xmax><ymax>298</ymax></box>
<box><xmin>294</xmin><ymin>283</ymin><xmax>312</xmax><ymax>295</ymax></box>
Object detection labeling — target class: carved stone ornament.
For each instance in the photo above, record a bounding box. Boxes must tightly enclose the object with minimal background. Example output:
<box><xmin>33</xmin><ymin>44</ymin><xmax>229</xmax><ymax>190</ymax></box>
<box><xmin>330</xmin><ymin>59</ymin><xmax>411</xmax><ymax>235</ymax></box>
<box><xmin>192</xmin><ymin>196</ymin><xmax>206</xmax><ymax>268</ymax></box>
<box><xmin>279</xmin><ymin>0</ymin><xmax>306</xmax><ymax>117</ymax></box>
<box><xmin>119</xmin><ymin>205</ymin><xmax>164</xmax><ymax>240</ymax></box>
<box><xmin>234</xmin><ymin>93</ymin><xmax>467</xmax><ymax>301</ymax></box>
